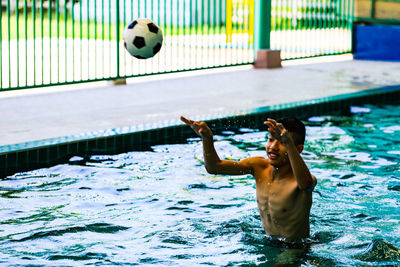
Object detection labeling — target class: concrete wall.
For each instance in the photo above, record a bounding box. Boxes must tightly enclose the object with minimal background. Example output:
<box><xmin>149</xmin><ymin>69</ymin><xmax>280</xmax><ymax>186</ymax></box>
<box><xmin>355</xmin><ymin>0</ymin><xmax>400</xmax><ymax>21</ymax></box>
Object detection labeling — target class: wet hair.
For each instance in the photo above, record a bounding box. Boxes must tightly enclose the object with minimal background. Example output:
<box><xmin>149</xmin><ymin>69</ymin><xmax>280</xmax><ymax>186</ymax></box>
<box><xmin>277</xmin><ymin>117</ymin><xmax>306</xmax><ymax>145</ymax></box>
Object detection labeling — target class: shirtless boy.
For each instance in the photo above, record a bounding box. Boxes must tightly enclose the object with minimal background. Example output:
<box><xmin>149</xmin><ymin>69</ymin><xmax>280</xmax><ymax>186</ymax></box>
<box><xmin>180</xmin><ymin>116</ymin><xmax>317</xmax><ymax>241</ymax></box>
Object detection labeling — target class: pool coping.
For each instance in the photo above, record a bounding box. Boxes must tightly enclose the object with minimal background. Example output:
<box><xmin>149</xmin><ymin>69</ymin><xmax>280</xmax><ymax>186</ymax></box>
<box><xmin>1</xmin><ymin>84</ymin><xmax>400</xmax><ymax>177</ymax></box>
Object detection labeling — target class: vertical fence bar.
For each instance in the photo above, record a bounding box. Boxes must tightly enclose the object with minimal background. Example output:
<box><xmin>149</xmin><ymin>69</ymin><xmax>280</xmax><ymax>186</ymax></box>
<box><xmin>233</xmin><ymin>0</ymin><xmax>239</xmax><ymax>65</ymax></box>
<box><xmin>189</xmin><ymin>0</ymin><xmax>193</xmax><ymax>69</ymax></box>
<box><xmin>336</xmin><ymin>0</ymin><xmax>340</xmax><ymax>54</ymax></box>
<box><xmin>122</xmin><ymin>0</ymin><xmax>126</xmax><ymax>77</ymax></box>
<box><xmin>298</xmin><ymin>0</ymin><xmax>303</xmax><ymax>57</ymax></box>
<box><xmin>157</xmin><ymin>0</ymin><xmax>161</xmax><ymax>72</ymax></box>
<box><xmin>303</xmin><ymin>0</ymin><xmax>309</xmax><ymax>57</ymax></box>
<box><xmin>339</xmin><ymin>0</ymin><xmax>343</xmax><ymax>53</ymax></box>
<box><xmin>243</xmin><ymin>0</ymin><xmax>247</xmax><ymax>62</ymax></box>
<box><xmin>317</xmin><ymin>0</ymin><xmax>322</xmax><ymax>57</ymax></box>
<box><xmin>308</xmin><ymin>0</ymin><xmax>313</xmax><ymax>55</ymax></box>
<box><xmin>177</xmin><ymin>0</ymin><xmax>180</xmax><ymax>70</ymax></box>
<box><xmin>195</xmin><ymin>0</ymin><xmax>199</xmax><ymax>68</ymax></box>
<box><xmin>239</xmin><ymin>0</ymin><xmax>243</xmax><ymax>63</ymax></box>
<box><xmin>94</xmin><ymin>0</ymin><xmax>98</xmax><ymax>78</ymax></box>
<box><xmin>212</xmin><ymin>0</ymin><xmax>217</xmax><ymax>66</ymax></box>
<box><xmin>152</xmin><ymin>0</ymin><xmax>157</xmax><ymax>73</ymax></box>
<box><xmin>301</xmin><ymin>0</ymin><xmax>305</xmax><ymax>56</ymax></box>
<box><xmin>33</xmin><ymin>0</ymin><xmax>36</xmax><ymax>85</ymax></box>
<box><xmin>72</xmin><ymin>0</ymin><xmax>75</xmax><ymax>80</ymax></box>
<box><xmin>137</xmin><ymin>0</ymin><xmax>141</xmax><ymax>74</ymax></box>
<box><xmin>233</xmin><ymin>0</ymin><xmax>237</xmax><ymax>64</ymax></box>
<box><xmin>0</xmin><ymin>0</ymin><xmax>2</xmax><ymax>89</ymax></box>
<box><xmin>308</xmin><ymin>0</ymin><xmax>312</xmax><ymax>57</ymax></box>
<box><xmin>328</xmin><ymin>0</ymin><xmax>332</xmax><ymax>54</ymax></box>
<box><xmin>108</xmin><ymin>0</ymin><xmax>111</xmax><ymax>77</ymax></box>
<box><xmin>277</xmin><ymin>0</ymin><xmax>283</xmax><ymax>54</ymax></box>
<box><xmin>116</xmin><ymin>0</ymin><xmax>120</xmax><ymax>79</ymax></box>
<box><xmin>218</xmin><ymin>0</ymin><xmax>222</xmax><ymax>66</ymax></box>
<box><xmin>212</xmin><ymin>0</ymin><xmax>220</xmax><ymax>66</ymax></box>
<box><xmin>7</xmin><ymin>0</ymin><xmax>11</xmax><ymax>88</ymax></box>
<box><xmin>24</xmin><ymin>0</ymin><xmax>27</xmax><ymax>86</ymax></box>
<box><xmin>314</xmin><ymin>0</ymin><xmax>318</xmax><ymax>57</ymax></box>
<box><xmin>170</xmin><ymin>0</ymin><xmax>174</xmax><ymax>71</ymax></box>
<box><xmin>249</xmin><ymin>0</ymin><xmax>254</xmax><ymax>54</ymax></box>
<box><xmin>212</xmin><ymin>0</ymin><xmax>216</xmax><ymax>66</ymax></box>
<box><xmin>322</xmin><ymin>0</ymin><xmax>327</xmax><ymax>54</ymax></box>
<box><xmin>79</xmin><ymin>0</ymin><xmax>82</xmax><ymax>81</ymax></box>
<box><xmin>40</xmin><ymin>0</ymin><xmax>43</xmax><ymax>84</ymax></box>
<box><xmin>183</xmin><ymin>0</ymin><xmax>187</xmax><ymax>69</ymax></box>
<box><xmin>206</xmin><ymin>0</ymin><xmax>210</xmax><ymax>66</ymax></box>
<box><xmin>56</xmin><ymin>0</ymin><xmax>59</xmax><ymax>83</ymax></box>
<box><xmin>64</xmin><ymin>0</ymin><xmax>67</xmax><ymax>82</ymax></box>
<box><xmin>163</xmin><ymin>0</ymin><xmax>167</xmax><ymax>72</ymax></box>
<box><xmin>284</xmin><ymin>0</ymin><xmax>288</xmax><ymax>56</ymax></box>
<box><xmin>343</xmin><ymin>0</ymin><xmax>348</xmax><ymax>52</ymax></box>
<box><xmin>330</xmin><ymin>0</ymin><xmax>334</xmax><ymax>54</ymax></box>
<box><xmin>48</xmin><ymin>0</ymin><xmax>52</xmax><ymax>83</ymax></box>
<box><xmin>16</xmin><ymin>0</ymin><xmax>20</xmax><ymax>87</ymax></box>
<box><xmin>350</xmin><ymin>0</ymin><xmax>354</xmax><ymax>46</ymax></box>
<box><xmin>145</xmin><ymin>0</ymin><xmax>149</xmax><ymax>73</ymax></box>
<box><xmin>87</xmin><ymin>0</ymin><xmax>90</xmax><ymax>79</ymax></box>
<box><xmin>102</xmin><ymin>0</ymin><xmax>105</xmax><ymax>78</ymax></box>
<box><xmin>284</xmin><ymin>0</ymin><xmax>290</xmax><ymax>58</ymax></box>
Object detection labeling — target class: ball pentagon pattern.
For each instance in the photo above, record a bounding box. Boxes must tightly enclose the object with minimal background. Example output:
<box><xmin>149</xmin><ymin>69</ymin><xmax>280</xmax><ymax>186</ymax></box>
<box><xmin>123</xmin><ymin>18</ymin><xmax>163</xmax><ymax>59</ymax></box>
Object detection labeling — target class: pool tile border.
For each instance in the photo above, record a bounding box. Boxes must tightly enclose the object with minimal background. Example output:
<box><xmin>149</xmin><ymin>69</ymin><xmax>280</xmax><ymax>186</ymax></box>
<box><xmin>1</xmin><ymin>85</ymin><xmax>400</xmax><ymax>177</ymax></box>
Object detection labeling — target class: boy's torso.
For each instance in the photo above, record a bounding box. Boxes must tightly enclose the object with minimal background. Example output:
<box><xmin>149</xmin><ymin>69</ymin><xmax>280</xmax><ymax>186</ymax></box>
<box><xmin>253</xmin><ymin>161</ymin><xmax>313</xmax><ymax>239</ymax></box>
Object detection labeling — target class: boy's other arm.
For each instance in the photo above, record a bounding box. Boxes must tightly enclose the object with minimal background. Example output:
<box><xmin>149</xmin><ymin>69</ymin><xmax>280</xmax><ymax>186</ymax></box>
<box><xmin>283</xmin><ymin>140</ymin><xmax>317</xmax><ymax>190</ymax></box>
<box><xmin>181</xmin><ymin>116</ymin><xmax>257</xmax><ymax>175</ymax></box>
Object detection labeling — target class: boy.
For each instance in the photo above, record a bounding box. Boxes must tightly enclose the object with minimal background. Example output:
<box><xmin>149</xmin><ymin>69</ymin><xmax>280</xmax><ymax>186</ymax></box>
<box><xmin>180</xmin><ymin>116</ymin><xmax>317</xmax><ymax>241</ymax></box>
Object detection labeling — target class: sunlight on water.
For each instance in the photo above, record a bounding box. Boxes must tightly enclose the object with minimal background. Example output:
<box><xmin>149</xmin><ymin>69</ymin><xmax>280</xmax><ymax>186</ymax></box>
<box><xmin>1</xmin><ymin>104</ymin><xmax>399</xmax><ymax>266</ymax></box>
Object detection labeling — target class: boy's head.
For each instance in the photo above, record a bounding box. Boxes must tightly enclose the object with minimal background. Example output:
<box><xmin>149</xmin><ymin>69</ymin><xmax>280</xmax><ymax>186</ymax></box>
<box><xmin>276</xmin><ymin>117</ymin><xmax>306</xmax><ymax>146</ymax></box>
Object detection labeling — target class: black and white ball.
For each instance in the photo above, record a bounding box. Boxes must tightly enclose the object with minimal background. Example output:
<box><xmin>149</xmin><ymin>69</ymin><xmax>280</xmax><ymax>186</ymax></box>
<box><xmin>123</xmin><ymin>18</ymin><xmax>163</xmax><ymax>59</ymax></box>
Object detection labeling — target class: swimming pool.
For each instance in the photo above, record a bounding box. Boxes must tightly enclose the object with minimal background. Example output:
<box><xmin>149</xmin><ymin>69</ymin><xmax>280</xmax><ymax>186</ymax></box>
<box><xmin>1</xmin><ymin>104</ymin><xmax>399</xmax><ymax>266</ymax></box>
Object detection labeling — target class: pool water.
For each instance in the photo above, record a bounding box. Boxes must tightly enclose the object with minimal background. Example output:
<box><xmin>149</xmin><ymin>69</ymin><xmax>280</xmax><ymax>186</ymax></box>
<box><xmin>1</xmin><ymin>104</ymin><xmax>400</xmax><ymax>266</ymax></box>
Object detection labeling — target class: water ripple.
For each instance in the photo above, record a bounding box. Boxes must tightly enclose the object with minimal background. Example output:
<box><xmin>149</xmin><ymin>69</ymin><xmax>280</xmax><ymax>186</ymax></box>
<box><xmin>10</xmin><ymin>223</ymin><xmax>129</xmax><ymax>242</ymax></box>
<box><xmin>0</xmin><ymin>104</ymin><xmax>399</xmax><ymax>266</ymax></box>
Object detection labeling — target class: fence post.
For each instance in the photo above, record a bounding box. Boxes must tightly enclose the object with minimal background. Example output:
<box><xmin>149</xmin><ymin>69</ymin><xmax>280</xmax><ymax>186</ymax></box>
<box><xmin>255</xmin><ymin>0</ymin><xmax>270</xmax><ymax>49</ymax></box>
<box><xmin>254</xmin><ymin>0</ymin><xmax>281</xmax><ymax>68</ymax></box>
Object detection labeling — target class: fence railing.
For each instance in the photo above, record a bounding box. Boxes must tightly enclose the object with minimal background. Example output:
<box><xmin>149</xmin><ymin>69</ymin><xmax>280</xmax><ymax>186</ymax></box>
<box><xmin>1</xmin><ymin>0</ymin><xmax>353</xmax><ymax>91</ymax></box>
<box><xmin>271</xmin><ymin>0</ymin><xmax>354</xmax><ymax>59</ymax></box>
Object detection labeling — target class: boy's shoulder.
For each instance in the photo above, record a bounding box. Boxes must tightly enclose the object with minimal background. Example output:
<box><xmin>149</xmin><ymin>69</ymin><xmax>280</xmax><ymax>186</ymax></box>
<box><xmin>245</xmin><ymin>156</ymin><xmax>269</xmax><ymax>168</ymax></box>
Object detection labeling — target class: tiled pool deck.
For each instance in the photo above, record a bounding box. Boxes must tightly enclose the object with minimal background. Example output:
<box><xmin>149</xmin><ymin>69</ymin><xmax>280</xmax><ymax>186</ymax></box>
<box><xmin>1</xmin><ymin>54</ymin><xmax>400</xmax><ymax>176</ymax></box>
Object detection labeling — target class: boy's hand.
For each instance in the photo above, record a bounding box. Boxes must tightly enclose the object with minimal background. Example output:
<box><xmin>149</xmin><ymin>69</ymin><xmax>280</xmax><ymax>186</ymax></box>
<box><xmin>264</xmin><ymin>118</ymin><xmax>292</xmax><ymax>145</ymax></box>
<box><xmin>180</xmin><ymin>116</ymin><xmax>213</xmax><ymax>138</ymax></box>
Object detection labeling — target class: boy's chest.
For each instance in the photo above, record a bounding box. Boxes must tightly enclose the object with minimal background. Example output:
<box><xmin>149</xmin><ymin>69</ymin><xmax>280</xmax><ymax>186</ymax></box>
<box><xmin>255</xmin><ymin>173</ymin><xmax>299</xmax><ymax>213</ymax></box>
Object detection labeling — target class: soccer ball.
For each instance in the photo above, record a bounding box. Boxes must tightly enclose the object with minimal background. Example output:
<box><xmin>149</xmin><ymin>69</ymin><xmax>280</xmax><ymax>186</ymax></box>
<box><xmin>123</xmin><ymin>18</ymin><xmax>163</xmax><ymax>59</ymax></box>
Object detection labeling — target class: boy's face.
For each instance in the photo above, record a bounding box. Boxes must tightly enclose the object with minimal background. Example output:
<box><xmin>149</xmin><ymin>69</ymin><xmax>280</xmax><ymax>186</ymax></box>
<box><xmin>265</xmin><ymin>132</ymin><xmax>304</xmax><ymax>166</ymax></box>
<box><xmin>265</xmin><ymin>134</ymin><xmax>289</xmax><ymax>166</ymax></box>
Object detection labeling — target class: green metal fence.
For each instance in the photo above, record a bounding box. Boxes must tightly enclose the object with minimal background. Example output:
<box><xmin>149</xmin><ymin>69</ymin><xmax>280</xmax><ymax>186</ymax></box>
<box><xmin>271</xmin><ymin>0</ymin><xmax>354</xmax><ymax>59</ymax></box>
<box><xmin>1</xmin><ymin>0</ymin><xmax>353</xmax><ymax>91</ymax></box>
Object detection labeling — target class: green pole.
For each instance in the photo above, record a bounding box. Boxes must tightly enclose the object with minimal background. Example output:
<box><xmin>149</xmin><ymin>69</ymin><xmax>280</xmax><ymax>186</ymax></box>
<box><xmin>255</xmin><ymin>0</ymin><xmax>271</xmax><ymax>50</ymax></box>
<box><xmin>116</xmin><ymin>0</ymin><xmax>120</xmax><ymax>79</ymax></box>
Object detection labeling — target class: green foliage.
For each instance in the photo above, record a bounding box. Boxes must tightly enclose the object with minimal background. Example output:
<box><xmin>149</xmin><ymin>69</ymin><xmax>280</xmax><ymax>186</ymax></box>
<box><xmin>1</xmin><ymin>11</ymin><xmax>227</xmax><ymax>40</ymax></box>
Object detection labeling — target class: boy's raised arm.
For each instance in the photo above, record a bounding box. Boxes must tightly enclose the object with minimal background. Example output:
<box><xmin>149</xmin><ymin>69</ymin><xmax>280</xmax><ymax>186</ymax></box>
<box><xmin>180</xmin><ymin>116</ymin><xmax>254</xmax><ymax>175</ymax></box>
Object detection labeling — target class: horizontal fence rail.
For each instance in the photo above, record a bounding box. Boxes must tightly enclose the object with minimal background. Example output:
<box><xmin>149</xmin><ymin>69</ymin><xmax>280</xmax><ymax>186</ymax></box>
<box><xmin>1</xmin><ymin>0</ymin><xmax>353</xmax><ymax>90</ymax></box>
